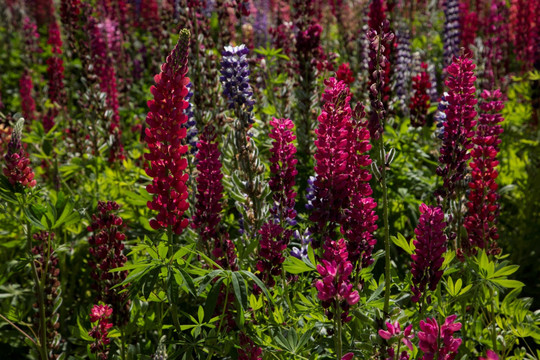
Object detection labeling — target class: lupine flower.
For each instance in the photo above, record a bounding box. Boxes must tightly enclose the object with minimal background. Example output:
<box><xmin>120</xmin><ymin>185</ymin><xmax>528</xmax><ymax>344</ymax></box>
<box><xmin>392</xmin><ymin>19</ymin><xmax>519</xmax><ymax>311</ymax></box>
<box><xmin>336</xmin><ymin>63</ymin><xmax>355</xmax><ymax>86</ymax></box>
<box><xmin>22</xmin><ymin>17</ymin><xmax>42</xmax><ymax>56</ymax></box>
<box><xmin>310</xmin><ymin>78</ymin><xmax>377</xmax><ymax>268</ymax></box>
<box><xmin>88</xmin><ymin>17</ymin><xmax>124</xmax><ymax>162</ymax></box>
<box><xmin>459</xmin><ymin>2</ymin><xmax>478</xmax><ymax>51</ymax></box>
<box><xmin>183</xmin><ymin>82</ymin><xmax>198</xmax><ymax>154</ymax></box>
<box><xmin>291</xmin><ymin>229</ymin><xmax>312</xmax><ymax>259</ymax></box>
<box><xmin>479</xmin><ymin>350</ymin><xmax>499</xmax><ymax>360</ymax></box>
<box><xmin>315</xmin><ymin>238</ymin><xmax>359</xmax><ymax>322</ymax></box>
<box><xmin>379</xmin><ymin>321</ymin><xmax>414</xmax><ymax>360</ymax></box>
<box><xmin>305</xmin><ymin>175</ymin><xmax>317</xmax><ymax>211</ymax></box>
<box><xmin>411</xmin><ymin>204</ymin><xmax>448</xmax><ymax>303</ymax></box>
<box><xmin>510</xmin><ymin>0</ymin><xmax>539</xmax><ymax>70</ymax></box>
<box><xmin>418</xmin><ymin>315</ymin><xmax>462</xmax><ymax>360</ymax></box>
<box><xmin>434</xmin><ymin>93</ymin><xmax>449</xmax><ymax>139</ymax></box>
<box><xmin>60</xmin><ymin>0</ymin><xmax>82</xmax><ymax>55</ymax></box>
<box><xmin>482</xmin><ymin>1</ymin><xmax>509</xmax><ymax>89</ymax></box>
<box><xmin>145</xmin><ymin>29</ymin><xmax>191</xmax><ymax>234</ymax></box>
<box><xmin>268</xmin><ymin>118</ymin><xmax>298</xmax><ymax>225</ymax></box>
<box><xmin>3</xmin><ymin>117</ymin><xmax>36</xmax><ymax>188</ymax></box>
<box><xmin>463</xmin><ymin>90</ymin><xmax>504</xmax><ymax>256</ymax></box>
<box><xmin>436</xmin><ymin>53</ymin><xmax>477</xmax><ymax>201</ymax></box>
<box><xmin>43</xmin><ymin>19</ymin><xmax>65</xmax><ymax>132</ymax></box>
<box><xmin>257</xmin><ymin>223</ymin><xmax>288</xmax><ymax>287</ymax></box>
<box><xmin>88</xmin><ymin>201</ymin><xmax>130</xmax><ymax>326</ymax></box>
<box><xmin>238</xmin><ymin>332</ymin><xmax>262</xmax><ymax>360</ymax></box>
<box><xmin>192</xmin><ymin>127</ymin><xmax>225</xmax><ymax>250</ymax></box>
<box><xmin>31</xmin><ymin>231</ymin><xmax>62</xmax><ymax>360</ymax></box>
<box><xmin>341</xmin><ymin>354</ymin><xmax>354</xmax><ymax>360</ymax></box>
<box><xmin>19</xmin><ymin>71</ymin><xmax>36</xmax><ymax>123</ymax></box>
<box><xmin>410</xmin><ymin>63</ymin><xmax>432</xmax><ymax>128</ymax></box>
<box><xmin>220</xmin><ymin>44</ymin><xmax>255</xmax><ymax>114</ymax></box>
<box><xmin>394</xmin><ymin>28</ymin><xmax>412</xmax><ymax>112</ymax></box>
<box><xmin>88</xmin><ymin>304</ymin><xmax>113</xmax><ymax>360</ymax></box>
<box><xmin>29</xmin><ymin>0</ymin><xmax>54</xmax><ymax>26</ymax></box>
<box><xmin>443</xmin><ymin>0</ymin><xmax>460</xmax><ymax>67</ymax></box>
<box><xmin>253</xmin><ymin>0</ymin><xmax>269</xmax><ymax>47</ymax></box>
<box><xmin>367</xmin><ymin>20</ymin><xmax>394</xmax><ymax>140</ymax></box>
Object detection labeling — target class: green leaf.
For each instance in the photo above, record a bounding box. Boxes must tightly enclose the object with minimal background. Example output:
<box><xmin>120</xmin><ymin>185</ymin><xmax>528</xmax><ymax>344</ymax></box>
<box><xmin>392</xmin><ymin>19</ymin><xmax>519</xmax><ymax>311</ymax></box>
<box><xmin>204</xmin><ymin>277</ymin><xmax>224</xmax><ymax>322</ymax></box>
<box><xmin>390</xmin><ymin>233</ymin><xmax>413</xmax><ymax>255</ymax></box>
<box><xmin>197</xmin><ymin>306</ymin><xmax>204</xmax><ymax>324</ymax></box>
<box><xmin>239</xmin><ymin>270</ymin><xmax>273</xmax><ymax>304</ymax></box>
<box><xmin>490</xmin><ymin>279</ymin><xmax>525</xmax><ymax>288</ymax></box>
<box><xmin>176</xmin><ymin>267</ymin><xmax>196</xmax><ymax>297</ymax></box>
<box><xmin>493</xmin><ymin>265</ymin><xmax>519</xmax><ymax>278</ymax></box>
<box><xmin>231</xmin><ymin>272</ymin><xmax>248</xmax><ymax>311</ymax></box>
<box><xmin>283</xmin><ymin>256</ymin><xmax>315</xmax><ymax>274</ymax></box>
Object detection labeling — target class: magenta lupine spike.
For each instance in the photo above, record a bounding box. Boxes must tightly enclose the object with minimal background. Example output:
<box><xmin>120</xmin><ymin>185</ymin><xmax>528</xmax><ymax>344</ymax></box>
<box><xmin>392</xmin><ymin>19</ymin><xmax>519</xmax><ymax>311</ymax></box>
<box><xmin>23</xmin><ymin>17</ymin><xmax>42</xmax><ymax>56</ymax></box>
<box><xmin>43</xmin><ymin>19</ymin><xmax>65</xmax><ymax>132</ymax></box>
<box><xmin>19</xmin><ymin>71</ymin><xmax>36</xmax><ymax>123</ymax></box>
<box><xmin>463</xmin><ymin>89</ymin><xmax>504</xmax><ymax>256</ymax></box>
<box><xmin>192</xmin><ymin>127</ymin><xmax>225</xmax><ymax>248</ymax></box>
<box><xmin>479</xmin><ymin>350</ymin><xmax>499</xmax><ymax>360</ymax></box>
<box><xmin>378</xmin><ymin>320</ymin><xmax>414</xmax><ymax>360</ymax></box>
<box><xmin>256</xmin><ymin>118</ymin><xmax>298</xmax><ymax>287</ymax></box>
<box><xmin>315</xmin><ymin>238</ymin><xmax>360</xmax><ymax>322</ymax></box>
<box><xmin>88</xmin><ymin>17</ymin><xmax>124</xmax><ymax>162</ymax></box>
<box><xmin>88</xmin><ymin>304</ymin><xmax>113</xmax><ymax>360</ymax></box>
<box><xmin>310</xmin><ymin>78</ymin><xmax>377</xmax><ymax>270</ymax></box>
<box><xmin>88</xmin><ymin>201</ymin><xmax>130</xmax><ymax>326</ymax></box>
<box><xmin>483</xmin><ymin>0</ymin><xmax>509</xmax><ymax>88</ymax></box>
<box><xmin>3</xmin><ymin>117</ymin><xmax>37</xmax><ymax>188</ymax></box>
<box><xmin>310</xmin><ymin>78</ymin><xmax>355</xmax><ymax>246</ymax></box>
<box><xmin>510</xmin><ymin>0</ymin><xmax>539</xmax><ymax>70</ymax></box>
<box><xmin>459</xmin><ymin>1</ymin><xmax>478</xmax><ymax>51</ymax></box>
<box><xmin>436</xmin><ymin>53</ymin><xmax>477</xmax><ymax>201</ymax></box>
<box><xmin>411</xmin><ymin>204</ymin><xmax>448</xmax><ymax>303</ymax></box>
<box><xmin>418</xmin><ymin>315</ymin><xmax>462</xmax><ymax>360</ymax></box>
<box><xmin>336</xmin><ymin>63</ymin><xmax>355</xmax><ymax>86</ymax></box>
<box><xmin>145</xmin><ymin>29</ymin><xmax>191</xmax><ymax>235</ymax></box>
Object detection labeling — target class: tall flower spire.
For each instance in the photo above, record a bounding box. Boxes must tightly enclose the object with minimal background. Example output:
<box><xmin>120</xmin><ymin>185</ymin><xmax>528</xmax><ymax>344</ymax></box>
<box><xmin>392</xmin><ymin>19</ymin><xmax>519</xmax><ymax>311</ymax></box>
<box><xmin>418</xmin><ymin>315</ymin><xmax>462</xmax><ymax>360</ymax></box>
<box><xmin>463</xmin><ymin>89</ymin><xmax>504</xmax><ymax>256</ymax></box>
<box><xmin>3</xmin><ymin>117</ymin><xmax>36</xmax><ymax>188</ymax></box>
<box><xmin>411</xmin><ymin>204</ymin><xmax>448</xmax><ymax>304</ymax></box>
<box><xmin>43</xmin><ymin>19</ymin><xmax>65</xmax><ymax>132</ymax></box>
<box><xmin>436</xmin><ymin>52</ymin><xmax>477</xmax><ymax>202</ymax></box>
<box><xmin>145</xmin><ymin>29</ymin><xmax>191</xmax><ymax>235</ymax></box>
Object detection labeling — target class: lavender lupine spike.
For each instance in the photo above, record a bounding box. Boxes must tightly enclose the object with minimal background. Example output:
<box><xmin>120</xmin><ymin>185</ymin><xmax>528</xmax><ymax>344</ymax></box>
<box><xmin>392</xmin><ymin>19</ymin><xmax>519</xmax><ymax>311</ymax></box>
<box><xmin>394</xmin><ymin>28</ymin><xmax>412</xmax><ymax>113</ymax></box>
<box><xmin>443</xmin><ymin>0</ymin><xmax>460</xmax><ymax>67</ymax></box>
<box><xmin>305</xmin><ymin>175</ymin><xmax>317</xmax><ymax>211</ymax></box>
<box><xmin>434</xmin><ymin>93</ymin><xmax>449</xmax><ymax>139</ymax></box>
<box><xmin>220</xmin><ymin>44</ymin><xmax>255</xmax><ymax>114</ymax></box>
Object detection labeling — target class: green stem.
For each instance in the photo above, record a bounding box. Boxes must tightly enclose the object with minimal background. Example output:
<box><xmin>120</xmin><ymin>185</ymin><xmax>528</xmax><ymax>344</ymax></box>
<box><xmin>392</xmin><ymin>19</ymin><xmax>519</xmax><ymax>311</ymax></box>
<box><xmin>335</xmin><ymin>300</ymin><xmax>343</xmax><ymax>360</ymax></box>
<box><xmin>380</xmin><ymin>135</ymin><xmax>391</xmax><ymax>315</ymax></box>
<box><xmin>120</xmin><ymin>327</ymin><xmax>126</xmax><ymax>360</ymax></box>
<box><xmin>281</xmin><ymin>269</ymin><xmax>293</xmax><ymax>312</ymax></box>
<box><xmin>489</xmin><ymin>287</ymin><xmax>498</xmax><ymax>353</ymax></box>
<box><xmin>206</xmin><ymin>283</ymin><xmax>230</xmax><ymax>360</ymax></box>
<box><xmin>27</xmin><ymin>221</ymin><xmax>48</xmax><ymax>360</ymax></box>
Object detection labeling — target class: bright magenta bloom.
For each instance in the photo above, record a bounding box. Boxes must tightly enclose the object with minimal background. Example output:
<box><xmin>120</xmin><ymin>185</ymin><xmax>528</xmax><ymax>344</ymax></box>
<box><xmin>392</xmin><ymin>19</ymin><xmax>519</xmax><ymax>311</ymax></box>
<box><xmin>315</xmin><ymin>238</ymin><xmax>359</xmax><ymax>322</ymax></box>
<box><xmin>19</xmin><ymin>70</ymin><xmax>36</xmax><ymax>123</ymax></box>
<box><xmin>411</xmin><ymin>204</ymin><xmax>447</xmax><ymax>303</ymax></box>
<box><xmin>479</xmin><ymin>350</ymin><xmax>499</xmax><ymax>360</ymax></box>
<box><xmin>436</xmin><ymin>53</ymin><xmax>477</xmax><ymax>201</ymax></box>
<box><xmin>463</xmin><ymin>89</ymin><xmax>504</xmax><ymax>256</ymax></box>
<box><xmin>89</xmin><ymin>304</ymin><xmax>113</xmax><ymax>360</ymax></box>
<box><xmin>145</xmin><ymin>29</ymin><xmax>191</xmax><ymax>234</ymax></box>
<box><xmin>418</xmin><ymin>315</ymin><xmax>462</xmax><ymax>360</ymax></box>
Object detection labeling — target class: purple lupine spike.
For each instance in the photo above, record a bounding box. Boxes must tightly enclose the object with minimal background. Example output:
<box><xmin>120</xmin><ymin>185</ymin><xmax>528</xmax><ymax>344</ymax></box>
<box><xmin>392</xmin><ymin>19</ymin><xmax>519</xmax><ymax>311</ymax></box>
<box><xmin>443</xmin><ymin>0</ymin><xmax>460</xmax><ymax>67</ymax></box>
<box><xmin>220</xmin><ymin>44</ymin><xmax>255</xmax><ymax>114</ymax></box>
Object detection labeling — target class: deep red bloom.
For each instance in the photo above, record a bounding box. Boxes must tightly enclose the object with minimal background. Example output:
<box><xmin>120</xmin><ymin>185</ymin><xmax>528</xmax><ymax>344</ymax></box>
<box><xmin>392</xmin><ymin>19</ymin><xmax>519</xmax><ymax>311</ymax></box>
<box><xmin>315</xmin><ymin>238</ymin><xmax>359</xmax><ymax>322</ymax></box>
<box><xmin>411</xmin><ymin>204</ymin><xmax>448</xmax><ymax>303</ymax></box>
<box><xmin>510</xmin><ymin>0</ymin><xmax>539</xmax><ymax>70</ymax></box>
<box><xmin>145</xmin><ymin>29</ymin><xmax>191</xmax><ymax>234</ymax></box>
<box><xmin>19</xmin><ymin>71</ymin><xmax>36</xmax><ymax>123</ymax></box>
<box><xmin>43</xmin><ymin>19</ymin><xmax>65</xmax><ymax>132</ymax></box>
<box><xmin>459</xmin><ymin>1</ymin><xmax>479</xmax><ymax>51</ymax></box>
<box><xmin>436</xmin><ymin>53</ymin><xmax>477</xmax><ymax>201</ymax></box>
<box><xmin>482</xmin><ymin>1</ymin><xmax>509</xmax><ymax>88</ymax></box>
<box><xmin>410</xmin><ymin>63</ymin><xmax>432</xmax><ymax>128</ymax></box>
<box><xmin>88</xmin><ymin>201</ymin><xmax>130</xmax><ymax>326</ymax></box>
<box><xmin>238</xmin><ymin>332</ymin><xmax>262</xmax><ymax>360</ymax></box>
<box><xmin>418</xmin><ymin>315</ymin><xmax>462</xmax><ymax>360</ymax></box>
<box><xmin>336</xmin><ymin>63</ymin><xmax>355</xmax><ymax>86</ymax></box>
<box><xmin>3</xmin><ymin>118</ymin><xmax>36</xmax><ymax>188</ymax></box>
<box><xmin>89</xmin><ymin>304</ymin><xmax>113</xmax><ymax>360</ymax></box>
<box><xmin>463</xmin><ymin>89</ymin><xmax>504</xmax><ymax>256</ymax></box>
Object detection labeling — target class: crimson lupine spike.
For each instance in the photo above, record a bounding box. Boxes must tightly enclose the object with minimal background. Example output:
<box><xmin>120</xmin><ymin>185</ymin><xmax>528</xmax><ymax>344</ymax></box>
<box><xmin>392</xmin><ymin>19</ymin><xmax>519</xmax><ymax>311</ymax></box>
<box><xmin>436</xmin><ymin>53</ymin><xmax>477</xmax><ymax>201</ymax></box>
<box><xmin>19</xmin><ymin>71</ymin><xmax>36</xmax><ymax>123</ymax></box>
<box><xmin>459</xmin><ymin>2</ymin><xmax>478</xmax><ymax>51</ymax></box>
<box><xmin>32</xmin><ymin>231</ymin><xmax>62</xmax><ymax>360</ymax></box>
<box><xmin>88</xmin><ymin>201</ymin><xmax>130</xmax><ymax>326</ymax></box>
<box><xmin>336</xmin><ymin>63</ymin><xmax>355</xmax><ymax>86</ymax></box>
<box><xmin>463</xmin><ymin>89</ymin><xmax>504</xmax><ymax>256</ymax></box>
<box><xmin>410</xmin><ymin>63</ymin><xmax>432</xmax><ymax>128</ymax></box>
<box><xmin>411</xmin><ymin>204</ymin><xmax>448</xmax><ymax>303</ymax></box>
<box><xmin>43</xmin><ymin>19</ymin><xmax>65</xmax><ymax>132</ymax></box>
<box><xmin>482</xmin><ymin>1</ymin><xmax>509</xmax><ymax>89</ymax></box>
<box><xmin>145</xmin><ymin>29</ymin><xmax>191</xmax><ymax>235</ymax></box>
<box><xmin>315</xmin><ymin>238</ymin><xmax>359</xmax><ymax>322</ymax></box>
<box><xmin>510</xmin><ymin>0</ymin><xmax>539</xmax><ymax>70</ymax></box>
<box><xmin>192</xmin><ymin>127</ymin><xmax>225</xmax><ymax>250</ymax></box>
<box><xmin>3</xmin><ymin>117</ymin><xmax>37</xmax><ymax>188</ymax></box>
<box><xmin>418</xmin><ymin>315</ymin><xmax>462</xmax><ymax>360</ymax></box>
<box><xmin>238</xmin><ymin>332</ymin><xmax>262</xmax><ymax>360</ymax></box>
<box><xmin>88</xmin><ymin>304</ymin><xmax>113</xmax><ymax>360</ymax></box>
